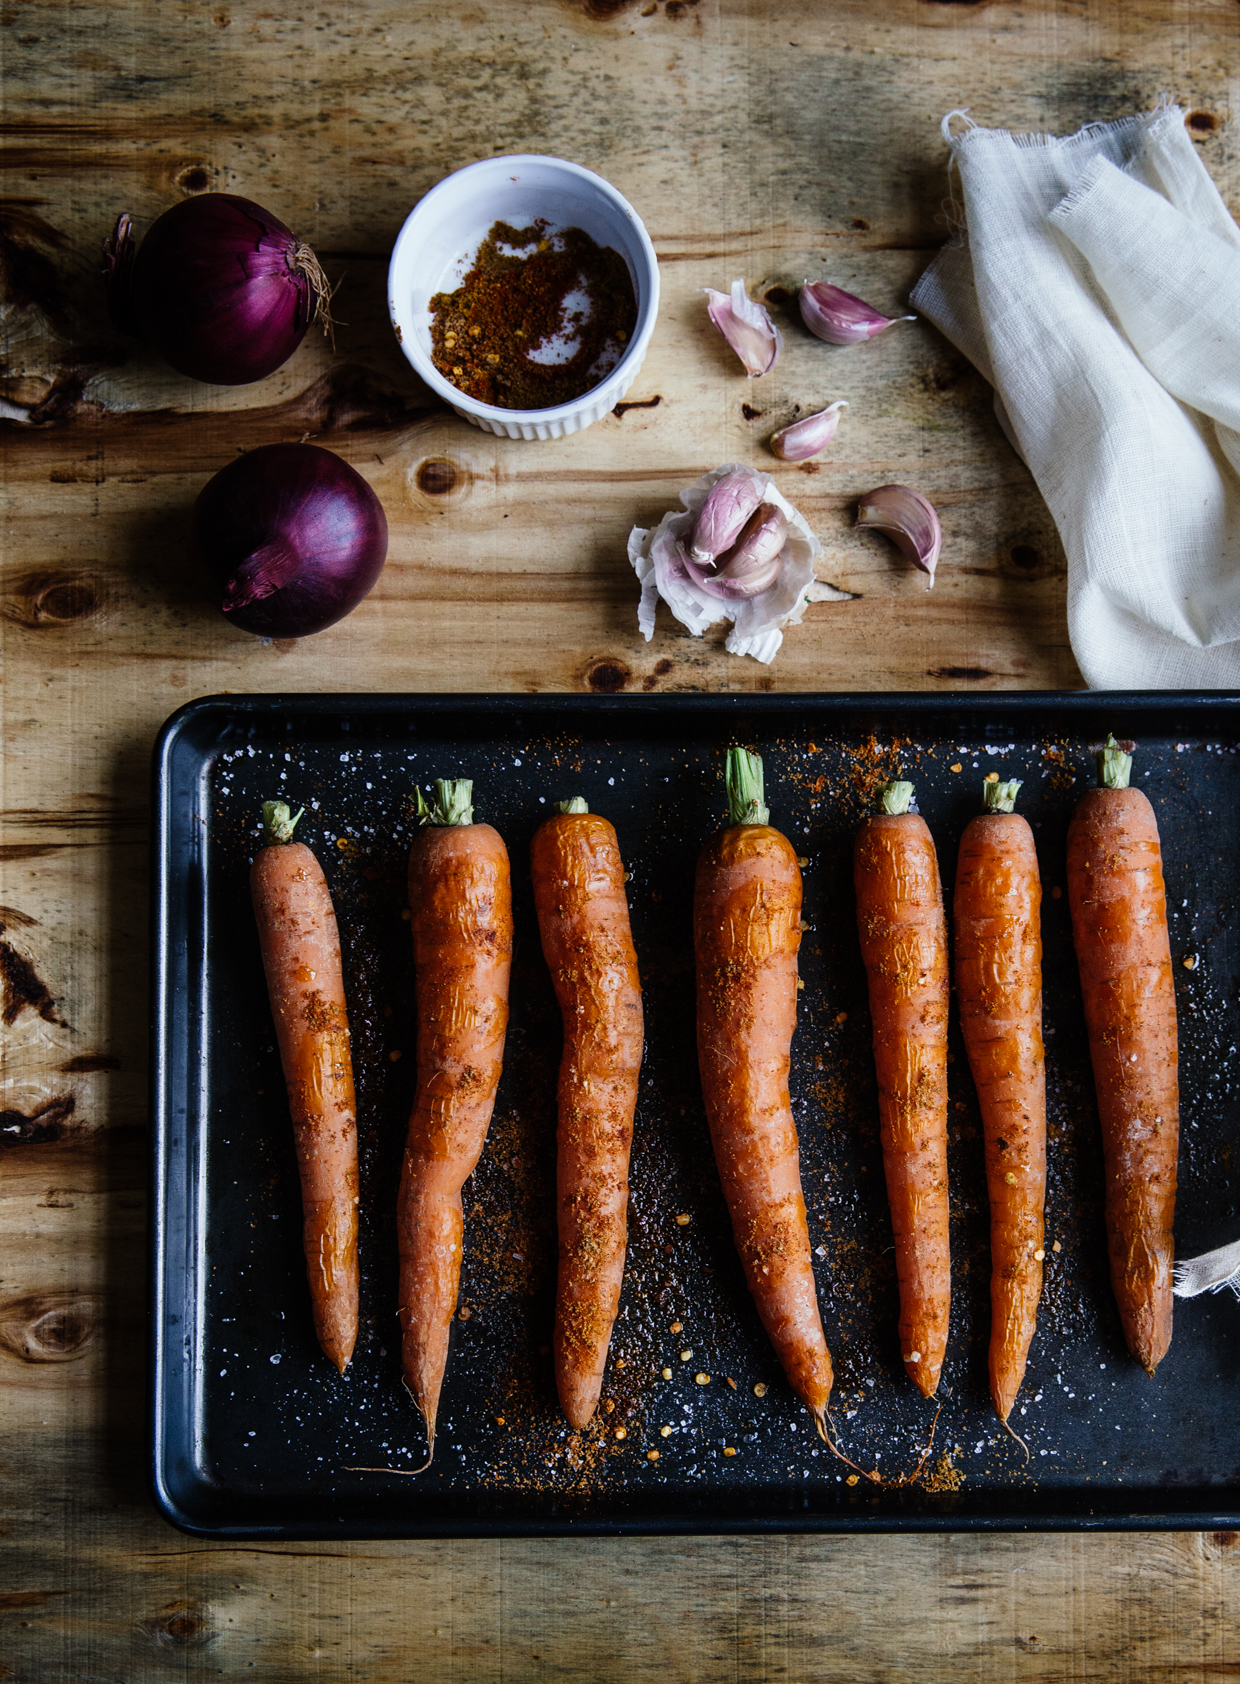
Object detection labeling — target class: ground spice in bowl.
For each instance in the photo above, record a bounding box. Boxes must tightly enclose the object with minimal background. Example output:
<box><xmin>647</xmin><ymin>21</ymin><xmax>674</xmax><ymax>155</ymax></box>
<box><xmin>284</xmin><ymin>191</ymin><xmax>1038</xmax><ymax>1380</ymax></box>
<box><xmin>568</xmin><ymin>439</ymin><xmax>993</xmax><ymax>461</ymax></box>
<box><xmin>428</xmin><ymin>218</ymin><xmax>638</xmax><ymax>412</ymax></box>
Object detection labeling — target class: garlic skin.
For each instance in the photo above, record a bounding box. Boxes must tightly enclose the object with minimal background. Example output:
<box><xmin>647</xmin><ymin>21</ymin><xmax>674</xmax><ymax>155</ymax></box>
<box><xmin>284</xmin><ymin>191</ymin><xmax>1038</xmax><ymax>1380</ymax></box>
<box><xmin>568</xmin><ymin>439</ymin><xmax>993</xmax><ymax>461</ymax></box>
<box><xmin>684</xmin><ymin>502</ymin><xmax>788</xmax><ymax>599</ymax></box>
<box><xmin>628</xmin><ymin>462</ymin><xmax>853</xmax><ymax>664</ymax></box>
<box><xmin>769</xmin><ymin>400</ymin><xmax>848</xmax><ymax>463</ymax></box>
<box><xmin>856</xmin><ymin>484</ymin><xmax>942</xmax><ymax>588</ymax></box>
<box><xmin>800</xmin><ymin>282</ymin><xmax>914</xmax><ymax>346</ymax></box>
<box><xmin>688</xmin><ymin>468</ymin><xmax>763</xmax><ymax>566</ymax></box>
<box><xmin>704</xmin><ymin>280</ymin><xmax>783</xmax><ymax>377</ymax></box>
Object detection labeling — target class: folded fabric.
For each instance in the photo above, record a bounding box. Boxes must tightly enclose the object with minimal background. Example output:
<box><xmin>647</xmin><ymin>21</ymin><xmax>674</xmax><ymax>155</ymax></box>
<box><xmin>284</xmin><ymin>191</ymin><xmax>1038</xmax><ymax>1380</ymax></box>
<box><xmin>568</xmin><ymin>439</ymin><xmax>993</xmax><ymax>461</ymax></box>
<box><xmin>911</xmin><ymin>103</ymin><xmax>1240</xmax><ymax>688</ymax></box>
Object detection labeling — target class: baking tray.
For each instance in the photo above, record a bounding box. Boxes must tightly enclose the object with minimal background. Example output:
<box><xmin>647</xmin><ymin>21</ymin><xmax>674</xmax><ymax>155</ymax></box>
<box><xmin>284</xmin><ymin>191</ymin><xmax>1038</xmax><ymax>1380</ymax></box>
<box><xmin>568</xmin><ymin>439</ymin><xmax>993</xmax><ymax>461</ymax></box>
<box><xmin>152</xmin><ymin>692</ymin><xmax>1240</xmax><ymax>1537</ymax></box>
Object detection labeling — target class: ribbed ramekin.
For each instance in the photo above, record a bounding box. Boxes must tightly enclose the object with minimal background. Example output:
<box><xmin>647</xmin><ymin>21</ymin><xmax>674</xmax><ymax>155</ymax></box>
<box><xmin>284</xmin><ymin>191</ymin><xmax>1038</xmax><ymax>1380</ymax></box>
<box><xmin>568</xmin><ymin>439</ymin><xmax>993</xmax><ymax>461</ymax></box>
<box><xmin>388</xmin><ymin>154</ymin><xmax>660</xmax><ymax>442</ymax></box>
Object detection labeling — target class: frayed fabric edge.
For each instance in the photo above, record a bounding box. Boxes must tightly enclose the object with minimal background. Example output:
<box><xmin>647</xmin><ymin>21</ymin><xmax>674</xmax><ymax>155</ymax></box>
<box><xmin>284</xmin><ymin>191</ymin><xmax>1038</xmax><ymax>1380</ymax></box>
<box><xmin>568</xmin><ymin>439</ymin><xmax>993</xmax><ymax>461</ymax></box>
<box><xmin>1173</xmin><ymin>1236</ymin><xmax>1240</xmax><ymax>1298</ymax></box>
<box><xmin>942</xmin><ymin>96</ymin><xmax>1179</xmax><ymax>158</ymax></box>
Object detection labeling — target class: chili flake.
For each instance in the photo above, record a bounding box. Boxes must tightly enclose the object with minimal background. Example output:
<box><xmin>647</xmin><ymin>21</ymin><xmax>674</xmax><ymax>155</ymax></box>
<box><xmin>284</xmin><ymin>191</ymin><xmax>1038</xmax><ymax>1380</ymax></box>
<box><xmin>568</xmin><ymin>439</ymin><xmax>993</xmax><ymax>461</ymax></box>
<box><xmin>429</xmin><ymin>218</ymin><xmax>637</xmax><ymax>411</ymax></box>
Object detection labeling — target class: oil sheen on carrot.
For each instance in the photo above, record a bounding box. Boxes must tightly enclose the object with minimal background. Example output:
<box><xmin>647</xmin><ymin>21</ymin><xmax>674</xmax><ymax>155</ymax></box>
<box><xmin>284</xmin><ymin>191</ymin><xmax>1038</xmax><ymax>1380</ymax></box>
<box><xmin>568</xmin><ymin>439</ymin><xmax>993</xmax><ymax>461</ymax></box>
<box><xmin>694</xmin><ymin>748</ymin><xmax>834</xmax><ymax>1436</ymax></box>
<box><xmin>854</xmin><ymin>779</ymin><xmax>950</xmax><ymax>1398</ymax></box>
<box><xmin>954</xmin><ymin>777</ymin><xmax>1046</xmax><ymax>1421</ymax></box>
<box><xmin>1067</xmin><ymin>735</ymin><xmax>1178</xmax><ymax>1374</ymax></box>
<box><xmin>531</xmin><ymin>799</ymin><xmax>643</xmax><ymax>1430</ymax></box>
<box><xmin>398</xmin><ymin>779</ymin><xmax>513</xmax><ymax>1453</ymax></box>
<box><xmin>251</xmin><ymin>800</ymin><xmax>359</xmax><ymax>1375</ymax></box>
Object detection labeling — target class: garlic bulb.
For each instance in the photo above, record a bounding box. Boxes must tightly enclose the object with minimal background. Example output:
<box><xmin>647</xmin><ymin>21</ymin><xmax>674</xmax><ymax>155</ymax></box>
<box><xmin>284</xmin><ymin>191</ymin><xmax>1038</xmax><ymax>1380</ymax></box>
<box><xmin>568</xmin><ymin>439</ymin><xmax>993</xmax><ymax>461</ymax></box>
<box><xmin>800</xmin><ymin>282</ymin><xmax>914</xmax><ymax>346</ymax></box>
<box><xmin>856</xmin><ymin>484</ymin><xmax>942</xmax><ymax>587</ymax></box>
<box><xmin>769</xmin><ymin>401</ymin><xmax>848</xmax><ymax>463</ymax></box>
<box><xmin>703</xmin><ymin>280</ymin><xmax>783</xmax><ymax>377</ymax></box>
<box><xmin>684</xmin><ymin>503</ymin><xmax>788</xmax><ymax>600</ymax></box>
<box><xmin>688</xmin><ymin>468</ymin><xmax>764</xmax><ymax>566</ymax></box>
<box><xmin>628</xmin><ymin>463</ymin><xmax>853</xmax><ymax>663</ymax></box>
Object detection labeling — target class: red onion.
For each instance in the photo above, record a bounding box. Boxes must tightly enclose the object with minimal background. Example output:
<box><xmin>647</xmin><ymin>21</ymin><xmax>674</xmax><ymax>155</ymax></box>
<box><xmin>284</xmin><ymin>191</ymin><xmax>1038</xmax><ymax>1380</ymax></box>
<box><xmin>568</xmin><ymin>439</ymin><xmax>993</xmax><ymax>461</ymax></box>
<box><xmin>194</xmin><ymin>443</ymin><xmax>388</xmax><ymax>638</ymax></box>
<box><xmin>104</xmin><ymin>194</ymin><xmax>331</xmax><ymax>385</ymax></box>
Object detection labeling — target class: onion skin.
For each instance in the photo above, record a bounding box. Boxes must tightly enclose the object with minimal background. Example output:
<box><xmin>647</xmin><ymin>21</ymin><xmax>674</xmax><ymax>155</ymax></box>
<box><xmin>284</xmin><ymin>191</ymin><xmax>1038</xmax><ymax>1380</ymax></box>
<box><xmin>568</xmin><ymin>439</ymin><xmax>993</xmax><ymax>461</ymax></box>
<box><xmin>123</xmin><ymin>194</ymin><xmax>321</xmax><ymax>385</ymax></box>
<box><xmin>194</xmin><ymin>443</ymin><xmax>388</xmax><ymax>638</ymax></box>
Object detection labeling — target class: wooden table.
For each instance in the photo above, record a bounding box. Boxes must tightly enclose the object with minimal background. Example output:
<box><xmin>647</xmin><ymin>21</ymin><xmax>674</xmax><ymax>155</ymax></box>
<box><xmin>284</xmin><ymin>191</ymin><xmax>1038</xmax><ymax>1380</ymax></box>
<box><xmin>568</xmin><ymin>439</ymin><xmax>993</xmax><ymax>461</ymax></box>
<box><xmin>3</xmin><ymin>1</ymin><xmax>1238</xmax><ymax>1675</ymax></box>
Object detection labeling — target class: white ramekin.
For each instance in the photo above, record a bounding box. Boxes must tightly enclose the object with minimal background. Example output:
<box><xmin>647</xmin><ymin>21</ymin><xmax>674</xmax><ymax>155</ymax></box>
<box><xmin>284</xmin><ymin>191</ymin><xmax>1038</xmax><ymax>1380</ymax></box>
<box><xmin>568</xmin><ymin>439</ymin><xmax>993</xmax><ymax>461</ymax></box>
<box><xmin>387</xmin><ymin>154</ymin><xmax>660</xmax><ymax>441</ymax></box>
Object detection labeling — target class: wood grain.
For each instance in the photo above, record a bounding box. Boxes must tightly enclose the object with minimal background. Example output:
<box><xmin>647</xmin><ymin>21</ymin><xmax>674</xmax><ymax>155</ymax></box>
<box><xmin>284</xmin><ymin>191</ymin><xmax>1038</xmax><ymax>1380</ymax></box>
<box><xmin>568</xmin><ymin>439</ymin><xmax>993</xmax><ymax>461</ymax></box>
<box><xmin>3</xmin><ymin>0</ymin><xmax>1239</xmax><ymax>1675</ymax></box>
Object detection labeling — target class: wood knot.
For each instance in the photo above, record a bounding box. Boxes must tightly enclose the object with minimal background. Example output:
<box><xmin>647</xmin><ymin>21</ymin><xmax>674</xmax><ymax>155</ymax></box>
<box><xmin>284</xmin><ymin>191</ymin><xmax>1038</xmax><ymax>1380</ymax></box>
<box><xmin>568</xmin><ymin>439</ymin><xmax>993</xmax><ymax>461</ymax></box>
<box><xmin>0</xmin><ymin>1291</ymin><xmax>99</xmax><ymax>1363</ymax></box>
<box><xmin>762</xmin><ymin>286</ymin><xmax>793</xmax><ymax>307</ymax></box>
<box><xmin>1</xmin><ymin>571</ymin><xmax>102</xmax><ymax>629</ymax></box>
<box><xmin>581</xmin><ymin>657</ymin><xmax>631</xmax><ymax>693</ymax></box>
<box><xmin>175</xmin><ymin>163</ymin><xmax>215</xmax><ymax>194</ymax></box>
<box><xmin>143</xmin><ymin>1599</ymin><xmax>217</xmax><ymax>1650</ymax></box>
<box><xmin>416</xmin><ymin>458</ymin><xmax>459</xmax><ymax>496</ymax></box>
<box><xmin>1186</xmin><ymin>110</ymin><xmax>1219</xmax><ymax>136</ymax></box>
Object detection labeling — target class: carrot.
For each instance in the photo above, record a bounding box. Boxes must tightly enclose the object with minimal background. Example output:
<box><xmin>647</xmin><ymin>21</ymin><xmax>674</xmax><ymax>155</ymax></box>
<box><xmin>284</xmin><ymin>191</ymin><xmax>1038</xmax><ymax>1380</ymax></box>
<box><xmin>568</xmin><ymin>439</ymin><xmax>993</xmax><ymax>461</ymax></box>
<box><xmin>398</xmin><ymin>779</ymin><xmax>512</xmax><ymax>1456</ymax></box>
<box><xmin>1067</xmin><ymin>734</ymin><xmax>1178</xmax><ymax>1373</ymax></box>
<box><xmin>854</xmin><ymin>779</ymin><xmax>950</xmax><ymax>1398</ymax></box>
<box><xmin>954</xmin><ymin>776</ymin><xmax>1046</xmax><ymax>1422</ymax></box>
<box><xmin>250</xmin><ymin>800</ymin><xmax>359</xmax><ymax>1374</ymax></box>
<box><xmin>531</xmin><ymin>797</ymin><xmax>644</xmax><ymax>1429</ymax></box>
<box><xmin>694</xmin><ymin>748</ymin><xmax>834</xmax><ymax>1437</ymax></box>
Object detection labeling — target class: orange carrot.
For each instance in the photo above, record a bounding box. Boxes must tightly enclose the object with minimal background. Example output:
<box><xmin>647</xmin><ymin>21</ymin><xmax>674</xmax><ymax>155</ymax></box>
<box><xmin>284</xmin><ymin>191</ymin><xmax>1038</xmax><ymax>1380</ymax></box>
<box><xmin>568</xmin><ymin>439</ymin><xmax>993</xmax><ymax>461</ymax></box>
<box><xmin>531</xmin><ymin>797</ymin><xmax>643</xmax><ymax>1429</ymax></box>
<box><xmin>1067</xmin><ymin>734</ymin><xmax>1178</xmax><ymax>1373</ymax></box>
<box><xmin>954</xmin><ymin>776</ymin><xmax>1046</xmax><ymax>1422</ymax></box>
<box><xmin>854</xmin><ymin>779</ymin><xmax>950</xmax><ymax>1397</ymax></box>
<box><xmin>398</xmin><ymin>779</ymin><xmax>513</xmax><ymax>1458</ymax></box>
<box><xmin>694</xmin><ymin>748</ymin><xmax>834</xmax><ymax>1437</ymax></box>
<box><xmin>250</xmin><ymin>800</ymin><xmax>359</xmax><ymax>1374</ymax></box>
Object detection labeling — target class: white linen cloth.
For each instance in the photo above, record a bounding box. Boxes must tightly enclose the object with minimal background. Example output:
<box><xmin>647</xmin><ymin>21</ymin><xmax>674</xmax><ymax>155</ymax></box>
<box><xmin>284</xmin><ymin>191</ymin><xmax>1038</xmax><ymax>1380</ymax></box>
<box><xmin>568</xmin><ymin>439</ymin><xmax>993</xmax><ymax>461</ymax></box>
<box><xmin>910</xmin><ymin>102</ymin><xmax>1240</xmax><ymax>689</ymax></box>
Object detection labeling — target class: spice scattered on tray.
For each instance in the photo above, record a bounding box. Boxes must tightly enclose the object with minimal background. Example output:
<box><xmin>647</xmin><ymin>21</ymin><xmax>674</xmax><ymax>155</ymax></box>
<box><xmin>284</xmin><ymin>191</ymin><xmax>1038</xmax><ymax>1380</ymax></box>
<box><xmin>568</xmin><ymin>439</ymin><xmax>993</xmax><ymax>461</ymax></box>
<box><xmin>428</xmin><ymin>219</ymin><xmax>637</xmax><ymax>410</ymax></box>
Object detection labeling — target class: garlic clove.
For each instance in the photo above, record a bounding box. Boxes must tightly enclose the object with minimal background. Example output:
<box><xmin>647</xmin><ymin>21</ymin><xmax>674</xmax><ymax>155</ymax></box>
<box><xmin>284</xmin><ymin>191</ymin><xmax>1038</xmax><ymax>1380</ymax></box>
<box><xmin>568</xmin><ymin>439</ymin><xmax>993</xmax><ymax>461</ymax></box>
<box><xmin>683</xmin><ymin>502</ymin><xmax>788</xmax><ymax>599</ymax></box>
<box><xmin>688</xmin><ymin>468</ymin><xmax>764</xmax><ymax>566</ymax></box>
<box><xmin>704</xmin><ymin>280</ymin><xmax>783</xmax><ymax>377</ymax></box>
<box><xmin>800</xmin><ymin>281</ymin><xmax>914</xmax><ymax>346</ymax></box>
<box><xmin>769</xmin><ymin>400</ymin><xmax>848</xmax><ymax>463</ymax></box>
<box><xmin>855</xmin><ymin>484</ymin><xmax>941</xmax><ymax>588</ymax></box>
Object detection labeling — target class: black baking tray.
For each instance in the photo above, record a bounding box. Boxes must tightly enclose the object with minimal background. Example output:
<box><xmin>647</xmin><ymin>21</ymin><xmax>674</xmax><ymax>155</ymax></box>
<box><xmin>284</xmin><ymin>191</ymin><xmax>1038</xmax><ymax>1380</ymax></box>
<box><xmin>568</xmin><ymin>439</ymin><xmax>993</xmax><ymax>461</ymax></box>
<box><xmin>151</xmin><ymin>692</ymin><xmax>1240</xmax><ymax>1537</ymax></box>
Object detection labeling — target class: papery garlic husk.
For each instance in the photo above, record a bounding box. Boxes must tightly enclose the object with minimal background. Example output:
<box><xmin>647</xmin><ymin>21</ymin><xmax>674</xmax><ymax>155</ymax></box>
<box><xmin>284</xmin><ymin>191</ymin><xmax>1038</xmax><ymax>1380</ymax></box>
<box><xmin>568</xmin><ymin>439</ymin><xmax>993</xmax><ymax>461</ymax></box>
<box><xmin>769</xmin><ymin>400</ymin><xmax>848</xmax><ymax>463</ymax></box>
<box><xmin>856</xmin><ymin>483</ymin><xmax>942</xmax><ymax>588</ymax></box>
<box><xmin>800</xmin><ymin>281</ymin><xmax>914</xmax><ymax>346</ymax></box>
<box><xmin>688</xmin><ymin>467</ymin><xmax>764</xmax><ymax>565</ymax></box>
<box><xmin>628</xmin><ymin>462</ymin><xmax>854</xmax><ymax>664</ymax></box>
<box><xmin>684</xmin><ymin>502</ymin><xmax>788</xmax><ymax>599</ymax></box>
<box><xmin>704</xmin><ymin>279</ymin><xmax>783</xmax><ymax>377</ymax></box>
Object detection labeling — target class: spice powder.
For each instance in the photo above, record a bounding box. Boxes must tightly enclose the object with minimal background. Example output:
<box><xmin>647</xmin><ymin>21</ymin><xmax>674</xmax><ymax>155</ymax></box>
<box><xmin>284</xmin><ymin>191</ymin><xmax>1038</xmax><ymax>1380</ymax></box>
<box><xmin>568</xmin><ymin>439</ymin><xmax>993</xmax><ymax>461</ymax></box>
<box><xmin>429</xmin><ymin>219</ymin><xmax>638</xmax><ymax>411</ymax></box>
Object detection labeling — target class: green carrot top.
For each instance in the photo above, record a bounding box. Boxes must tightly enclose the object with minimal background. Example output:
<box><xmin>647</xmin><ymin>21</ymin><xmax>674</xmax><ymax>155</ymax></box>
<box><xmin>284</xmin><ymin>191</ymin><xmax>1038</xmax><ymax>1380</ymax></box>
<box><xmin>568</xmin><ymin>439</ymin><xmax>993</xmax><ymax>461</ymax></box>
<box><xmin>261</xmin><ymin>800</ymin><xmax>304</xmax><ymax>845</ymax></box>
<box><xmin>1094</xmin><ymin>733</ymin><xmax>1134</xmax><ymax>790</ymax></box>
<box><xmin>878</xmin><ymin>779</ymin><xmax>914</xmax><ymax>816</ymax></box>
<box><xmin>982</xmin><ymin>776</ymin><xmax>1022</xmax><ymax>813</ymax></box>
<box><xmin>726</xmin><ymin>746</ymin><xmax>769</xmax><ymax>827</ymax></box>
<box><xmin>416</xmin><ymin>779</ymin><xmax>474</xmax><ymax>827</ymax></box>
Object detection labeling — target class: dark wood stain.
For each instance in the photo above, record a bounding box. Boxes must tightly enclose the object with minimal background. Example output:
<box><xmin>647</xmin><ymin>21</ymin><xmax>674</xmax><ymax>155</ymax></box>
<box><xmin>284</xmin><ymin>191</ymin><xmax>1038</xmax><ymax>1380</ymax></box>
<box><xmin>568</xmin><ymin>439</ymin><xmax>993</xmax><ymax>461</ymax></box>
<box><xmin>741</xmin><ymin>404</ymin><xmax>763</xmax><ymax>421</ymax></box>
<box><xmin>0</xmin><ymin>936</ymin><xmax>67</xmax><ymax>1025</ymax></box>
<box><xmin>60</xmin><ymin>1052</ymin><xmax>120</xmax><ymax>1073</ymax></box>
<box><xmin>0</xmin><ymin>1095</ymin><xmax>75</xmax><ymax>1147</ymax></box>
<box><xmin>0</xmin><ymin>198</ymin><xmax>71</xmax><ymax>324</ymax></box>
<box><xmin>927</xmin><ymin>665</ymin><xmax>994</xmax><ymax>681</ymax></box>
<box><xmin>1187</xmin><ymin>110</ymin><xmax>1219</xmax><ymax>133</ymax></box>
<box><xmin>0</xmin><ymin>905</ymin><xmax>38</xmax><ymax>930</ymax></box>
<box><xmin>612</xmin><ymin>395</ymin><xmax>661</xmax><ymax>418</ymax></box>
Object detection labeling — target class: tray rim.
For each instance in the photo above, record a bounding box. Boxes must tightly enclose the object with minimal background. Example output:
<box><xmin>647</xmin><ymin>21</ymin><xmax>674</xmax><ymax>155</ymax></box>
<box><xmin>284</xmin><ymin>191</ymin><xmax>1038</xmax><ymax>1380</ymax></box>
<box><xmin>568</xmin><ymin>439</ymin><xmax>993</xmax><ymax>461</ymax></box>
<box><xmin>150</xmin><ymin>688</ymin><xmax>1240</xmax><ymax>1539</ymax></box>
